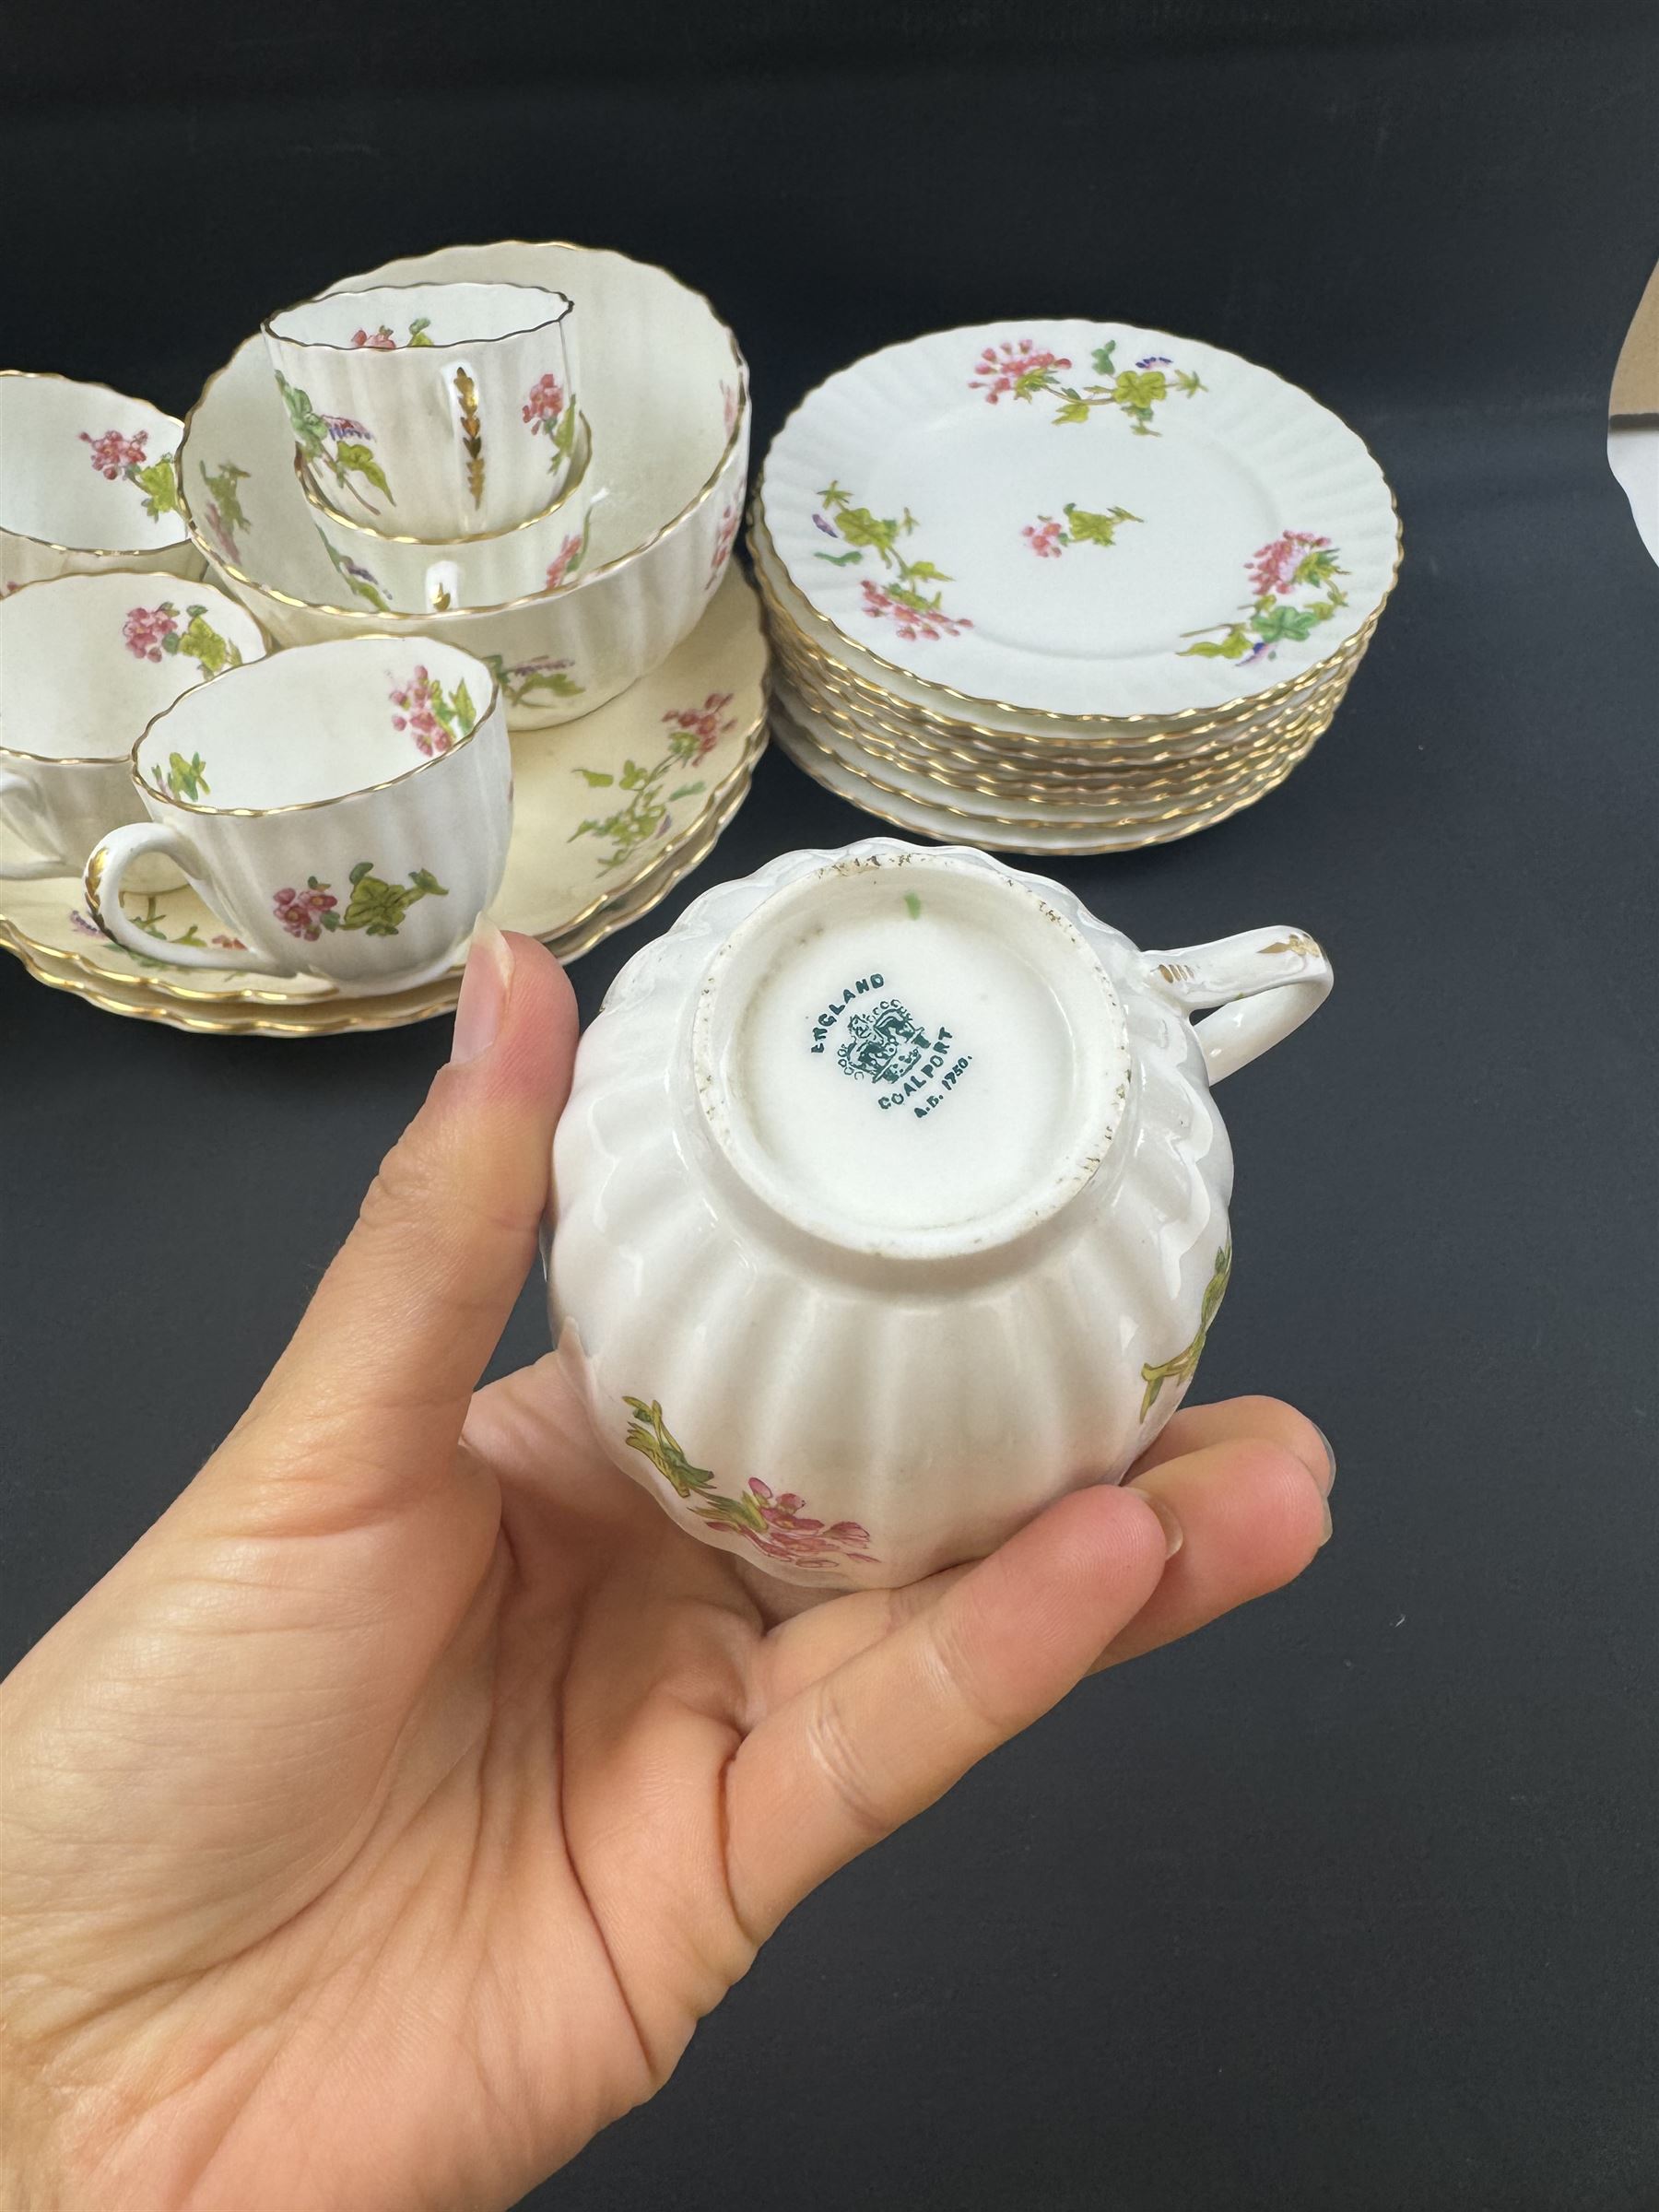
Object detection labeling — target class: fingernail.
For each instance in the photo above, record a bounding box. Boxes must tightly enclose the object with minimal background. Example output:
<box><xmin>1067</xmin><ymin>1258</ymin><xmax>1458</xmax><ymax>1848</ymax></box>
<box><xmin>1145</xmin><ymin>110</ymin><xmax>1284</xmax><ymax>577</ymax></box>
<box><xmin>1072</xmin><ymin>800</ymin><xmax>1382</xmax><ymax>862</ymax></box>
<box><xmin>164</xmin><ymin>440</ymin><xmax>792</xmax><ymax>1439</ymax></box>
<box><xmin>1312</xmin><ymin>1423</ymin><xmax>1336</xmax><ymax>1494</ymax></box>
<box><xmin>1318</xmin><ymin>1495</ymin><xmax>1334</xmax><ymax>1547</ymax></box>
<box><xmin>1131</xmin><ymin>1484</ymin><xmax>1184</xmax><ymax>1559</ymax></box>
<box><xmin>450</xmin><ymin>919</ymin><xmax>513</xmax><ymax>1066</ymax></box>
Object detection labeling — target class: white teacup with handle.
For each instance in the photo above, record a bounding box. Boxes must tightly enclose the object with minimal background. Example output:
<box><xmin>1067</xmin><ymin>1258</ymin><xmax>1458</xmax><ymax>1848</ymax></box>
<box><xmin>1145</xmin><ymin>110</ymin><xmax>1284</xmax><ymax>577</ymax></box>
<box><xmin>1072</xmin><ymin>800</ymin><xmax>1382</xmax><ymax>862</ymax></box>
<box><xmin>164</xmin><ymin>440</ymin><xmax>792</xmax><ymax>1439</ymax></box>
<box><xmin>0</xmin><ymin>570</ymin><xmax>265</xmax><ymax>887</ymax></box>
<box><xmin>86</xmin><ymin>635</ymin><xmax>511</xmax><ymax>994</ymax></box>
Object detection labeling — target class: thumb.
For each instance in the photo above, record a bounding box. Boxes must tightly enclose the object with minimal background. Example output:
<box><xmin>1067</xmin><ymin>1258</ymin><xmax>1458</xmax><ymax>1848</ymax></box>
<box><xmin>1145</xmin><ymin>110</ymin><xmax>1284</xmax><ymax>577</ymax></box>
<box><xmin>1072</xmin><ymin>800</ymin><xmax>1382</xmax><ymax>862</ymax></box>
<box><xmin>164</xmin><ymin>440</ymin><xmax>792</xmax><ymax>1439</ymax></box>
<box><xmin>221</xmin><ymin>924</ymin><xmax>577</xmax><ymax>1521</ymax></box>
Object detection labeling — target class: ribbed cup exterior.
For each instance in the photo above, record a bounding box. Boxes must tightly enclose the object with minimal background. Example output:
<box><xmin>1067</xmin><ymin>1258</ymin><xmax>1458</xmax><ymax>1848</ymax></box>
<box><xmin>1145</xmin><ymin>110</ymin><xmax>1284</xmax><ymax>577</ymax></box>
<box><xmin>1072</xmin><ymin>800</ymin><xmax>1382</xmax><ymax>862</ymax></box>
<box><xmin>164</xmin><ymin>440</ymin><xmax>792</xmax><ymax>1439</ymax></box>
<box><xmin>549</xmin><ymin>841</ymin><xmax>1236</xmax><ymax>1590</ymax></box>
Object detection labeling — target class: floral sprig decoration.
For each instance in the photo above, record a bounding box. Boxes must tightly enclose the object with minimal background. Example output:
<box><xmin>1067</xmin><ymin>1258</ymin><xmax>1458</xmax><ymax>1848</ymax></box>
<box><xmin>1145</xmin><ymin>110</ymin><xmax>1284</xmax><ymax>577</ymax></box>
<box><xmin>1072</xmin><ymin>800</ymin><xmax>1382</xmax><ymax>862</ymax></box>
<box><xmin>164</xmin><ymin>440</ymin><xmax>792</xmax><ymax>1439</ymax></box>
<box><xmin>350</xmin><ymin>318</ymin><xmax>432</xmax><ymax>348</ymax></box>
<box><xmin>274</xmin><ymin>863</ymin><xmax>448</xmax><ymax>941</ymax></box>
<box><xmin>622</xmin><ymin>1397</ymin><xmax>878</xmax><ymax>1569</ymax></box>
<box><xmin>480</xmin><ymin>653</ymin><xmax>583</xmax><ymax>709</ymax></box>
<box><xmin>1180</xmin><ymin>531</ymin><xmax>1347</xmax><ymax>663</ymax></box>
<box><xmin>278</xmin><ymin>374</ymin><xmax>393</xmax><ymax>512</ymax></box>
<box><xmin>81</xmin><ymin>426</ymin><xmax>181</xmax><ymax>522</ymax></box>
<box><xmin>523</xmin><ymin>372</ymin><xmax>578</xmax><ymax>474</ymax></box>
<box><xmin>970</xmin><ymin>337</ymin><xmax>1203</xmax><ymax>434</ymax></box>
<box><xmin>1021</xmin><ymin>500</ymin><xmax>1141</xmax><ymax>559</ymax></box>
<box><xmin>567</xmin><ymin>691</ymin><xmax>735</xmax><ymax>873</ymax></box>
<box><xmin>810</xmin><ymin>480</ymin><xmax>973</xmax><ymax>645</ymax></box>
<box><xmin>198</xmin><ymin>460</ymin><xmax>252</xmax><ymax>566</ymax></box>
<box><xmin>123</xmin><ymin>601</ymin><xmax>243</xmax><ymax>676</ymax></box>
<box><xmin>390</xmin><ymin>665</ymin><xmax>479</xmax><ymax>757</ymax></box>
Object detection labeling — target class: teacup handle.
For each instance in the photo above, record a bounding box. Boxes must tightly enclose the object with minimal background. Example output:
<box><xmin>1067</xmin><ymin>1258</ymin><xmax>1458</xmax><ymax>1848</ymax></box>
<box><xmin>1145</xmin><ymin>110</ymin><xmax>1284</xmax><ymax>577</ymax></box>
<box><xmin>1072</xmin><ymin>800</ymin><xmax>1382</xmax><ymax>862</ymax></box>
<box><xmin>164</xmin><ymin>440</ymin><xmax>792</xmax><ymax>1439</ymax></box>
<box><xmin>0</xmin><ymin>771</ymin><xmax>66</xmax><ymax>880</ymax></box>
<box><xmin>1141</xmin><ymin>926</ymin><xmax>1333</xmax><ymax>1084</ymax></box>
<box><xmin>84</xmin><ymin>822</ymin><xmax>290</xmax><ymax>976</ymax></box>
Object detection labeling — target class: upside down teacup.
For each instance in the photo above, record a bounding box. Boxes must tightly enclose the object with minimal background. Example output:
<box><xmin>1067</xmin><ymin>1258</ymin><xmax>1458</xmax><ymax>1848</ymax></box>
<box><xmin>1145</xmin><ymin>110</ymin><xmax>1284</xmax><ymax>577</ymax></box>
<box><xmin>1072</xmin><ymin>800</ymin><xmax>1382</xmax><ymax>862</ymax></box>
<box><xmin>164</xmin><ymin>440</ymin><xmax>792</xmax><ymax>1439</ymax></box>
<box><xmin>263</xmin><ymin>281</ymin><xmax>579</xmax><ymax>539</ymax></box>
<box><xmin>547</xmin><ymin>839</ymin><xmax>1334</xmax><ymax>1589</ymax></box>
<box><xmin>86</xmin><ymin>636</ymin><xmax>511</xmax><ymax>994</ymax></box>
<box><xmin>0</xmin><ymin>570</ymin><xmax>265</xmax><ymax>885</ymax></box>
<box><xmin>294</xmin><ymin>410</ymin><xmax>602</xmax><ymax>614</ymax></box>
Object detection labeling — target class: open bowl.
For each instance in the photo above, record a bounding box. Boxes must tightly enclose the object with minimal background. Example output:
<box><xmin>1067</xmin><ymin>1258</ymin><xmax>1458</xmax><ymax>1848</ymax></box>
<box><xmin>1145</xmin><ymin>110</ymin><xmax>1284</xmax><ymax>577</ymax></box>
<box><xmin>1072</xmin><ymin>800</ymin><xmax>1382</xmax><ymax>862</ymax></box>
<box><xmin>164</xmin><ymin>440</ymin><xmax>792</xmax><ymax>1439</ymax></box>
<box><xmin>1</xmin><ymin>373</ymin><xmax>204</xmax><ymax>593</ymax></box>
<box><xmin>177</xmin><ymin>242</ymin><xmax>748</xmax><ymax>727</ymax></box>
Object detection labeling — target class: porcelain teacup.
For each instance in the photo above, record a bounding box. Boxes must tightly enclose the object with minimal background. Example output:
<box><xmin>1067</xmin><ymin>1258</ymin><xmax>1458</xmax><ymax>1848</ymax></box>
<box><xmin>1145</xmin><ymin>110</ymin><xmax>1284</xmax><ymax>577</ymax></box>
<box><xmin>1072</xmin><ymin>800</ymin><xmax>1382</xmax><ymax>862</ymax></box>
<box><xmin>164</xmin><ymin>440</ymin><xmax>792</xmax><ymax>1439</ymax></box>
<box><xmin>263</xmin><ymin>281</ymin><xmax>579</xmax><ymax>539</ymax></box>
<box><xmin>85</xmin><ymin>636</ymin><xmax>511</xmax><ymax>994</ymax></box>
<box><xmin>0</xmin><ymin>372</ymin><xmax>203</xmax><ymax>593</ymax></box>
<box><xmin>548</xmin><ymin>840</ymin><xmax>1335</xmax><ymax>1588</ymax></box>
<box><xmin>0</xmin><ymin>571</ymin><xmax>265</xmax><ymax>886</ymax></box>
<box><xmin>294</xmin><ymin>411</ymin><xmax>601</xmax><ymax>614</ymax></box>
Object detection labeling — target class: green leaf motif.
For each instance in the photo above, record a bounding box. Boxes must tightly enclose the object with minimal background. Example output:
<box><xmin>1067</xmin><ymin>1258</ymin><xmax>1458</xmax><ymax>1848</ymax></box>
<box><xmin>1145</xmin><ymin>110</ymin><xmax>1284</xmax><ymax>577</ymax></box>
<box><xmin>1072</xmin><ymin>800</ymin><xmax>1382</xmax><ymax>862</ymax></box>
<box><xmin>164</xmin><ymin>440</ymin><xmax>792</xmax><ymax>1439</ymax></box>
<box><xmin>1053</xmin><ymin>397</ymin><xmax>1091</xmax><ymax>426</ymax></box>
<box><xmin>327</xmin><ymin>860</ymin><xmax>451</xmax><ymax>937</ymax></box>
<box><xmin>163</xmin><ymin>750</ymin><xmax>210</xmax><ymax>801</ymax></box>
<box><xmin>573</xmin><ymin>769</ymin><xmax>615</xmax><ymax>787</ymax></box>
<box><xmin>128</xmin><ymin>455</ymin><xmax>181</xmax><ymax>520</ymax></box>
<box><xmin>1091</xmin><ymin>342</ymin><xmax>1118</xmax><ymax>377</ymax></box>
<box><xmin>276</xmin><ymin>375</ymin><xmax>329</xmax><ymax>464</ymax></box>
<box><xmin>1114</xmin><ymin>369</ymin><xmax>1168</xmax><ymax>411</ymax></box>
<box><xmin>331</xmin><ymin>440</ymin><xmax>393</xmax><ymax>505</ymax></box>
<box><xmin>407</xmin><ymin>316</ymin><xmax>434</xmax><ymax>346</ymax></box>
<box><xmin>1061</xmin><ymin>500</ymin><xmax>1140</xmax><ymax>549</ymax></box>
<box><xmin>1140</xmin><ymin>1245</ymin><xmax>1232</xmax><ymax>1418</ymax></box>
<box><xmin>814</xmin><ymin>548</ymin><xmax>864</xmax><ymax>566</ymax></box>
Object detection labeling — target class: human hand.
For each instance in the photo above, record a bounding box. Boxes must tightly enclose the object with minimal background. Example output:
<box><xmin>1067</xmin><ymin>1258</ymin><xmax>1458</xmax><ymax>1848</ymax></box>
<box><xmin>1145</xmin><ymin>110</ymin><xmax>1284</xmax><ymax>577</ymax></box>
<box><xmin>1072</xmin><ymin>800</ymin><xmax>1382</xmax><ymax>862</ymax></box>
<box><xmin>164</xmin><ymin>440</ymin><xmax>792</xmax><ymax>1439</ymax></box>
<box><xmin>1</xmin><ymin>927</ymin><xmax>1334</xmax><ymax>2212</ymax></box>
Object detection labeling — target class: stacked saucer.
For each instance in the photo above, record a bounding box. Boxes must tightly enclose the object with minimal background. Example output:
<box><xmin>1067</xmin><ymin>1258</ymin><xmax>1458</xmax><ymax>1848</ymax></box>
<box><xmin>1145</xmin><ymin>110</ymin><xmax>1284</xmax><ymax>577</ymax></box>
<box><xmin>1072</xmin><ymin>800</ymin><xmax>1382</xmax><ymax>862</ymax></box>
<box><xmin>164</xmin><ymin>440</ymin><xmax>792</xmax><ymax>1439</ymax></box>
<box><xmin>753</xmin><ymin>322</ymin><xmax>1400</xmax><ymax>852</ymax></box>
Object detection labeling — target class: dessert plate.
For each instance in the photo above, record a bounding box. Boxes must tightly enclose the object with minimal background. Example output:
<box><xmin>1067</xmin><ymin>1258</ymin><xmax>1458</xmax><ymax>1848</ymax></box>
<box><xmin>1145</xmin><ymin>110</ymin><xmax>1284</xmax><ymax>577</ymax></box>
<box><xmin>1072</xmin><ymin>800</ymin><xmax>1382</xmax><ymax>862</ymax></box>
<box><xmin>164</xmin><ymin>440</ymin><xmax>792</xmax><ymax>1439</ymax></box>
<box><xmin>0</xmin><ymin>567</ymin><xmax>766</xmax><ymax>1018</ymax></box>
<box><xmin>771</xmin><ymin>689</ymin><xmax>1325</xmax><ymax>856</ymax></box>
<box><xmin>760</xmin><ymin>323</ymin><xmax>1398</xmax><ymax>720</ymax></box>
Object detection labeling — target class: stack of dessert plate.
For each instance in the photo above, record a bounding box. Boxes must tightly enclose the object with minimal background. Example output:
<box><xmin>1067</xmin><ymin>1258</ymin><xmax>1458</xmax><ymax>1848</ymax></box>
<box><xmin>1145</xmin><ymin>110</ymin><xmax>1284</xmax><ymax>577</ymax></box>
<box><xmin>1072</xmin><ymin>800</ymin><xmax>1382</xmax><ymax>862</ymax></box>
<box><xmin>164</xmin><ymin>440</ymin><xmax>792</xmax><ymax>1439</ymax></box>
<box><xmin>753</xmin><ymin>321</ymin><xmax>1400</xmax><ymax>853</ymax></box>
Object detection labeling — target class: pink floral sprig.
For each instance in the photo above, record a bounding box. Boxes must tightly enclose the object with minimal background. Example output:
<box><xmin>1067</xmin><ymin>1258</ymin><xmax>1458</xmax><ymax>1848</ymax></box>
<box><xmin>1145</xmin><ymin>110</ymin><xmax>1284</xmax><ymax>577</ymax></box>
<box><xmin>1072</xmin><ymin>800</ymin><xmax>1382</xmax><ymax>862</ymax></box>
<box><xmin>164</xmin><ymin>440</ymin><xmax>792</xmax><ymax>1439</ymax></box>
<box><xmin>663</xmin><ymin>690</ymin><xmax>735</xmax><ymax>764</ymax></box>
<box><xmin>272</xmin><ymin>884</ymin><xmax>337</xmax><ymax>941</ymax></box>
<box><xmin>736</xmin><ymin>1479</ymin><xmax>877</xmax><ymax>1569</ymax></box>
<box><xmin>351</xmin><ymin>325</ymin><xmax>397</xmax><ymax>350</ymax></box>
<box><xmin>706</xmin><ymin>498</ymin><xmax>739</xmax><ymax>589</ymax></box>
<box><xmin>1248</xmin><ymin>530</ymin><xmax>1332</xmax><ymax>600</ymax></box>
<box><xmin>860</xmin><ymin>576</ymin><xmax>971</xmax><ymax>644</ymax></box>
<box><xmin>123</xmin><ymin>603</ymin><xmax>179</xmax><ymax>662</ymax></box>
<box><xmin>969</xmin><ymin>338</ymin><xmax>1073</xmax><ymax>404</ymax></box>
<box><xmin>390</xmin><ymin>665</ymin><xmax>451</xmax><ymax>757</ymax></box>
<box><xmin>522</xmin><ymin>372</ymin><xmax>566</xmax><ymax>428</ymax></box>
<box><xmin>81</xmin><ymin>427</ymin><xmax>148</xmax><ymax>480</ymax></box>
<box><xmin>544</xmin><ymin>533</ymin><xmax>583</xmax><ymax>592</ymax></box>
<box><xmin>1022</xmin><ymin>516</ymin><xmax>1065</xmax><ymax>559</ymax></box>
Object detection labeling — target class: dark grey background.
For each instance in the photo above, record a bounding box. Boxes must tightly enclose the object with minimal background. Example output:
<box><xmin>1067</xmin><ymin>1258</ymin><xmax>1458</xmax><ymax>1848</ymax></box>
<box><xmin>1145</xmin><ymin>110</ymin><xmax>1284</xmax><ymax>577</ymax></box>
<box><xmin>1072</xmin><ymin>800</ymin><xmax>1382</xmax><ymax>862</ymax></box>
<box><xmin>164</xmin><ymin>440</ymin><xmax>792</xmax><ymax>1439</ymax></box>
<box><xmin>3</xmin><ymin>5</ymin><xmax>1656</xmax><ymax>2206</ymax></box>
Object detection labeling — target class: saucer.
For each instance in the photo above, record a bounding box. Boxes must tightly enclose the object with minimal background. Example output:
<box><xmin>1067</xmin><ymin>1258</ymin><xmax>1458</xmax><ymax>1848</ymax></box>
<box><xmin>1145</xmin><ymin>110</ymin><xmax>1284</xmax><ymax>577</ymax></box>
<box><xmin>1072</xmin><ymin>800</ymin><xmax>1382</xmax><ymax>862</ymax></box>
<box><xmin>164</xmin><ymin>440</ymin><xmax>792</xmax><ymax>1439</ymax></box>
<box><xmin>759</xmin><ymin>321</ymin><xmax>1398</xmax><ymax>722</ymax></box>
<box><xmin>0</xmin><ymin>566</ymin><xmax>767</xmax><ymax>1028</ymax></box>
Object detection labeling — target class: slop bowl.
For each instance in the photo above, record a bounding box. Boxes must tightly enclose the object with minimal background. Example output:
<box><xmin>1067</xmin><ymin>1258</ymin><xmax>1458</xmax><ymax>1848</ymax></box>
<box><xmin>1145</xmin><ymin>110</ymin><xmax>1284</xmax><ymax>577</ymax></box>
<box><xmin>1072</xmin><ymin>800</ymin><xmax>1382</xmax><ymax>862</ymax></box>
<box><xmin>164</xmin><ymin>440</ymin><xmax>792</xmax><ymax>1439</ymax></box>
<box><xmin>176</xmin><ymin>241</ymin><xmax>748</xmax><ymax>727</ymax></box>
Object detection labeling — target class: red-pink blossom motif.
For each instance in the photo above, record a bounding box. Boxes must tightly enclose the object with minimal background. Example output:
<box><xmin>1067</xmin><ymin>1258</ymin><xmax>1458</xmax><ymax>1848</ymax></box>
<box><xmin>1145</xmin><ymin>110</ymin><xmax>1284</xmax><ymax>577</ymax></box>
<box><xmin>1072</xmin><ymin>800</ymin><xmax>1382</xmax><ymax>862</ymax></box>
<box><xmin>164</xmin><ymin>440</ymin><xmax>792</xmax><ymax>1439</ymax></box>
<box><xmin>81</xmin><ymin>427</ymin><xmax>148</xmax><ymax>480</ymax></box>
<box><xmin>738</xmin><ymin>1478</ymin><xmax>877</xmax><ymax>1568</ymax></box>
<box><xmin>390</xmin><ymin>665</ymin><xmax>453</xmax><ymax>756</ymax></box>
<box><xmin>123</xmin><ymin>603</ymin><xmax>179</xmax><ymax>662</ymax></box>
<box><xmin>721</xmin><ymin>380</ymin><xmax>739</xmax><ymax>438</ymax></box>
<box><xmin>662</xmin><ymin>690</ymin><xmax>734</xmax><ymax>764</ymax></box>
<box><xmin>969</xmin><ymin>338</ymin><xmax>1073</xmax><ymax>404</ymax></box>
<box><xmin>705</xmin><ymin>498</ymin><xmax>739</xmax><ymax>590</ymax></box>
<box><xmin>1022</xmin><ymin>516</ymin><xmax>1065</xmax><ymax>559</ymax></box>
<box><xmin>272</xmin><ymin>885</ymin><xmax>337</xmax><ymax>940</ymax></box>
<box><xmin>522</xmin><ymin>372</ymin><xmax>566</xmax><ymax>427</ymax></box>
<box><xmin>211</xmin><ymin>934</ymin><xmax>247</xmax><ymax>950</ymax></box>
<box><xmin>543</xmin><ymin>533</ymin><xmax>583</xmax><ymax>591</ymax></box>
<box><xmin>1248</xmin><ymin>530</ymin><xmax>1332</xmax><ymax>600</ymax></box>
<box><xmin>350</xmin><ymin>325</ymin><xmax>397</xmax><ymax>350</ymax></box>
<box><xmin>860</xmin><ymin>576</ymin><xmax>972</xmax><ymax>644</ymax></box>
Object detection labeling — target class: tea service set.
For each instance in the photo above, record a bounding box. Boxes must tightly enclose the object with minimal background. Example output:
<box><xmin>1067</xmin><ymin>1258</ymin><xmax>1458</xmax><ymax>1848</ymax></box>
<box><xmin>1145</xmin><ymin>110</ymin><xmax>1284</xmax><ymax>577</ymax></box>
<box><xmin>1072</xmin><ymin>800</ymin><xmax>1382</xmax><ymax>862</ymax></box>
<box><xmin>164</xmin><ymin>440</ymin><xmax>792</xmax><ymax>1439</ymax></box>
<box><xmin>3</xmin><ymin>240</ymin><xmax>1399</xmax><ymax>1583</ymax></box>
<box><xmin>0</xmin><ymin>241</ymin><xmax>757</xmax><ymax>1028</ymax></box>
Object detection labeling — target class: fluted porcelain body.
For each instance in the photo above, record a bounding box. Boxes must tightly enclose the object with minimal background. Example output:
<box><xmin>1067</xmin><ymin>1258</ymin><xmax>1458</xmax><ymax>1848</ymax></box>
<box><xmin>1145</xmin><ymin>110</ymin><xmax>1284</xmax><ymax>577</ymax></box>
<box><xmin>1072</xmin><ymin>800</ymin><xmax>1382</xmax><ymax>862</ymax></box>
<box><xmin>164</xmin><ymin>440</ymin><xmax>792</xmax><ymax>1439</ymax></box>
<box><xmin>548</xmin><ymin>840</ymin><xmax>1331</xmax><ymax>1588</ymax></box>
